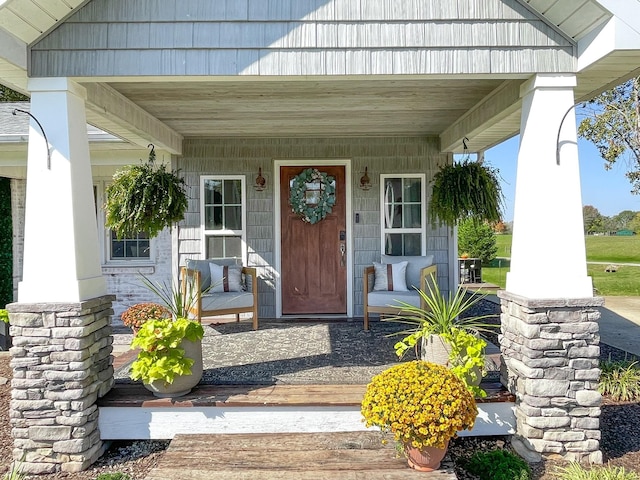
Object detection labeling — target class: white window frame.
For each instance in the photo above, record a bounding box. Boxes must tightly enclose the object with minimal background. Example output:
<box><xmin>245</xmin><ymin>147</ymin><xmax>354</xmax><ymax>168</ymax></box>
<box><xmin>380</xmin><ymin>173</ymin><xmax>427</xmax><ymax>256</ymax></box>
<box><xmin>200</xmin><ymin>175</ymin><xmax>247</xmax><ymax>263</ymax></box>
<box><xmin>94</xmin><ymin>179</ymin><xmax>155</xmax><ymax>265</ymax></box>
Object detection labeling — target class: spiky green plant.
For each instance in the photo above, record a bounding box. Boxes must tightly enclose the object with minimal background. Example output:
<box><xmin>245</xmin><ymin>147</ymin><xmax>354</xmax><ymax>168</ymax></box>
<box><xmin>389</xmin><ymin>273</ymin><xmax>497</xmax><ymax>357</ymax></box>
<box><xmin>599</xmin><ymin>359</ymin><xmax>640</xmax><ymax>401</ymax></box>
<box><xmin>386</xmin><ymin>273</ymin><xmax>498</xmax><ymax>396</ymax></box>
<box><xmin>555</xmin><ymin>462</ymin><xmax>639</xmax><ymax>480</ymax></box>
<box><xmin>2</xmin><ymin>459</ymin><xmax>27</xmax><ymax>480</ymax></box>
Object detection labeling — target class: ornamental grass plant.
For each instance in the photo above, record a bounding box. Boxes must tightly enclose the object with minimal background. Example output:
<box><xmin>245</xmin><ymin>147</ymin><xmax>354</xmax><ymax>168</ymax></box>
<box><xmin>555</xmin><ymin>463</ymin><xmax>640</xmax><ymax>480</ymax></box>
<box><xmin>598</xmin><ymin>359</ymin><xmax>640</xmax><ymax>402</ymax></box>
<box><xmin>361</xmin><ymin>361</ymin><xmax>477</xmax><ymax>450</ymax></box>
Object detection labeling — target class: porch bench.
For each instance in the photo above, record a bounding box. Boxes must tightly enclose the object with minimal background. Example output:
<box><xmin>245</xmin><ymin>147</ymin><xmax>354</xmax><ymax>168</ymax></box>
<box><xmin>363</xmin><ymin>255</ymin><xmax>436</xmax><ymax>331</ymax></box>
<box><xmin>181</xmin><ymin>259</ymin><xmax>259</xmax><ymax>330</ymax></box>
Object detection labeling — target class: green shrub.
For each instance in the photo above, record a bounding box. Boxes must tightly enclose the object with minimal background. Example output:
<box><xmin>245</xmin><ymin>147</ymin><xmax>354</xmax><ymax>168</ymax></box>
<box><xmin>463</xmin><ymin>449</ymin><xmax>531</xmax><ymax>480</ymax></box>
<box><xmin>555</xmin><ymin>462</ymin><xmax>639</xmax><ymax>480</ymax></box>
<box><xmin>0</xmin><ymin>309</ymin><xmax>8</xmax><ymax>323</ymax></box>
<box><xmin>458</xmin><ymin>218</ymin><xmax>498</xmax><ymax>264</ymax></box>
<box><xmin>0</xmin><ymin>177</ymin><xmax>13</xmax><ymax>308</ymax></box>
<box><xmin>95</xmin><ymin>473</ymin><xmax>131</xmax><ymax>480</ymax></box>
<box><xmin>599</xmin><ymin>359</ymin><xmax>640</xmax><ymax>401</ymax></box>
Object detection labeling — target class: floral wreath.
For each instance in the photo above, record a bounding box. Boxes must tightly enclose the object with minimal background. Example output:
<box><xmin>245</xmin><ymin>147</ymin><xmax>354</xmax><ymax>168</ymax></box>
<box><xmin>289</xmin><ymin>168</ymin><xmax>336</xmax><ymax>224</ymax></box>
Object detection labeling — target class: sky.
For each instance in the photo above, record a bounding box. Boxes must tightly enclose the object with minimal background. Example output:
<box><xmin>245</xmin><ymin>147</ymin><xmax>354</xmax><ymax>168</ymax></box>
<box><xmin>483</xmin><ymin>134</ymin><xmax>640</xmax><ymax>222</ymax></box>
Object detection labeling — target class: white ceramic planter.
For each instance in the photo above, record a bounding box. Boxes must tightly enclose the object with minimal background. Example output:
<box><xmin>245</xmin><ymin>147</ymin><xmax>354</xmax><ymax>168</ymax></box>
<box><xmin>143</xmin><ymin>339</ymin><xmax>203</xmax><ymax>398</ymax></box>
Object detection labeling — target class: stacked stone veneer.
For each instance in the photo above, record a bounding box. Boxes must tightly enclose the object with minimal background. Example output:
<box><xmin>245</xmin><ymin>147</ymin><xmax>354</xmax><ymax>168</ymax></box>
<box><xmin>498</xmin><ymin>291</ymin><xmax>604</xmax><ymax>464</ymax></box>
<box><xmin>7</xmin><ymin>296</ymin><xmax>115</xmax><ymax>474</ymax></box>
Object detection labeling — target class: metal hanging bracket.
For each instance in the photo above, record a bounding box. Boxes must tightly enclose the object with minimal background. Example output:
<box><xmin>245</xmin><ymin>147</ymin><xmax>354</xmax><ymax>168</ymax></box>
<box><xmin>13</xmin><ymin>108</ymin><xmax>52</xmax><ymax>169</ymax></box>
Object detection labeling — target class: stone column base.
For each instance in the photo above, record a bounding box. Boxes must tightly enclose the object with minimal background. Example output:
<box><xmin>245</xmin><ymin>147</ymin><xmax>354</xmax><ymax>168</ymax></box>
<box><xmin>7</xmin><ymin>295</ymin><xmax>115</xmax><ymax>474</ymax></box>
<box><xmin>498</xmin><ymin>291</ymin><xmax>603</xmax><ymax>464</ymax></box>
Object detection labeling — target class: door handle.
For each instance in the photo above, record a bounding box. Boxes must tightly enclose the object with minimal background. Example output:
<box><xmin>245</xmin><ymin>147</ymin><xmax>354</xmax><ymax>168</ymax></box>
<box><xmin>339</xmin><ymin>243</ymin><xmax>346</xmax><ymax>267</ymax></box>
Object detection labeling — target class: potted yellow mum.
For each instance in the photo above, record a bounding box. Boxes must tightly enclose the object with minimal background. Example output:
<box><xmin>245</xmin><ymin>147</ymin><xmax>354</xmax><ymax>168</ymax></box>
<box><xmin>361</xmin><ymin>361</ymin><xmax>477</xmax><ymax>472</ymax></box>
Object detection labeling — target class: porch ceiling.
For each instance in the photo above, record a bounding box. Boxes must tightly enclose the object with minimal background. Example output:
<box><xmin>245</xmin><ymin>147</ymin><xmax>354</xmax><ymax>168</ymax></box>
<box><xmin>102</xmin><ymin>78</ymin><xmax>506</xmax><ymax>139</ymax></box>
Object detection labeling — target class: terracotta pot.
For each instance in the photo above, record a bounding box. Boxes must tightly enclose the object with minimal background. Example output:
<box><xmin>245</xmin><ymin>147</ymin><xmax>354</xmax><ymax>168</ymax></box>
<box><xmin>404</xmin><ymin>439</ymin><xmax>449</xmax><ymax>472</ymax></box>
<box><xmin>143</xmin><ymin>339</ymin><xmax>203</xmax><ymax>398</ymax></box>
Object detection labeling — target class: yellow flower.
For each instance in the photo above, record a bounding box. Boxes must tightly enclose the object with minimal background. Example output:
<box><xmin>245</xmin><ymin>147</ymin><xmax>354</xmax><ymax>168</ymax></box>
<box><xmin>361</xmin><ymin>361</ymin><xmax>477</xmax><ymax>449</ymax></box>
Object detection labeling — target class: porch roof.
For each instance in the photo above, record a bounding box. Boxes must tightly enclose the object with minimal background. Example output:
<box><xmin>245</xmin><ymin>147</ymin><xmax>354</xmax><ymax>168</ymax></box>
<box><xmin>0</xmin><ymin>0</ymin><xmax>639</xmax><ymax>154</ymax></box>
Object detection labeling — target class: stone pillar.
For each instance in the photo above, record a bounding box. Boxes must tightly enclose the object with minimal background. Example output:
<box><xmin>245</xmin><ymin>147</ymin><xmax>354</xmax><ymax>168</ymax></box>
<box><xmin>8</xmin><ymin>296</ymin><xmax>115</xmax><ymax>475</ymax></box>
<box><xmin>499</xmin><ymin>291</ymin><xmax>603</xmax><ymax>464</ymax></box>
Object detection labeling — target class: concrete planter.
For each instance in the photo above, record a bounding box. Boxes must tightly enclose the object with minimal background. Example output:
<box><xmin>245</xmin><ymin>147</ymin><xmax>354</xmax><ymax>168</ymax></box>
<box><xmin>0</xmin><ymin>321</ymin><xmax>10</xmax><ymax>350</ymax></box>
<box><xmin>143</xmin><ymin>339</ymin><xmax>203</xmax><ymax>398</ymax></box>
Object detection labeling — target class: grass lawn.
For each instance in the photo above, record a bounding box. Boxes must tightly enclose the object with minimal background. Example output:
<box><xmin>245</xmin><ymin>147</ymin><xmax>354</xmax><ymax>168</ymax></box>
<box><xmin>480</xmin><ymin>234</ymin><xmax>640</xmax><ymax>296</ymax></box>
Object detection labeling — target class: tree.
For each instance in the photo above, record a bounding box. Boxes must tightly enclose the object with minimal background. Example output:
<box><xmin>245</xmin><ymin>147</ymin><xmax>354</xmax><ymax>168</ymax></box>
<box><xmin>457</xmin><ymin>218</ymin><xmax>498</xmax><ymax>264</ymax></box>
<box><xmin>630</xmin><ymin>213</ymin><xmax>640</xmax><ymax>234</ymax></box>
<box><xmin>582</xmin><ymin>205</ymin><xmax>603</xmax><ymax>234</ymax></box>
<box><xmin>492</xmin><ymin>221</ymin><xmax>508</xmax><ymax>234</ymax></box>
<box><xmin>578</xmin><ymin>77</ymin><xmax>640</xmax><ymax>193</ymax></box>
<box><xmin>612</xmin><ymin>210</ymin><xmax>638</xmax><ymax>230</ymax></box>
<box><xmin>0</xmin><ymin>85</ymin><xmax>28</xmax><ymax>102</ymax></box>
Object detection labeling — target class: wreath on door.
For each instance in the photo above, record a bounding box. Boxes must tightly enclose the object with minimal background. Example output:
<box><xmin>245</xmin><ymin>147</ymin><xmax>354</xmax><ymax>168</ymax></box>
<box><xmin>289</xmin><ymin>168</ymin><xmax>336</xmax><ymax>224</ymax></box>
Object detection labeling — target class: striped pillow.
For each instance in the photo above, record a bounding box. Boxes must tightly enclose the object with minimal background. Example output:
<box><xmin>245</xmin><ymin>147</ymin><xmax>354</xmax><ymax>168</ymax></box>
<box><xmin>208</xmin><ymin>263</ymin><xmax>243</xmax><ymax>292</ymax></box>
<box><xmin>372</xmin><ymin>261</ymin><xmax>408</xmax><ymax>291</ymax></box>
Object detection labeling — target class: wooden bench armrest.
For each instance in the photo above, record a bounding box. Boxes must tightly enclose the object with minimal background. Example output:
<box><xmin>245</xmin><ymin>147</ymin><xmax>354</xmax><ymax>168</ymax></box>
<box><xmin>241</xmin><ymin>266</ymin><xmax>258</xmax><ymax>297</ymax></box>
<box><xmin>363</xmin><ymin>266</ymin><xmax>375</xmax><ymax>294</ymax></box>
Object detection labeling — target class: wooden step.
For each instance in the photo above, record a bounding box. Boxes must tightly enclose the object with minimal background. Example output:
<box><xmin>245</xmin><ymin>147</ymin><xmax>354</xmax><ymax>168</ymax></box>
<box><xmin>142</xmin><ymin>432</ymin><xmax>457</xmax><ymax>480</ymax></box>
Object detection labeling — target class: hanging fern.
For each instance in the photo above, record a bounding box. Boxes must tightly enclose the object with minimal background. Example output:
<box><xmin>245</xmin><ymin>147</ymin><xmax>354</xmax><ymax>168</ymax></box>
<box><xmin>429</xmin><ymin>160</ymin><xmax>503</xmax><ymax>227</ymax></box>
<box><xmin>105</xmin><ymin>147</ymin><xmax>188</xmax><ymax>239</ymax></box>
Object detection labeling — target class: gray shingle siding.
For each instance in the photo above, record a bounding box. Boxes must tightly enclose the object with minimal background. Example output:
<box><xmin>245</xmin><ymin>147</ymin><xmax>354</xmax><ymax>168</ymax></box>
<box><xmin>30</xmin><ymin>0</ymin><xmax>574</xmax><ymax>77</ymax></box>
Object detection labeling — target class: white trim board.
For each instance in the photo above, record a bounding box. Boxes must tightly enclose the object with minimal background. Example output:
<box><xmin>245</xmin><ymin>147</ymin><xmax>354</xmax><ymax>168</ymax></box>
<box><xmin>98</xmin><ymin>403</ymin><xmax>515</xmax><ymax>440</ymax></box>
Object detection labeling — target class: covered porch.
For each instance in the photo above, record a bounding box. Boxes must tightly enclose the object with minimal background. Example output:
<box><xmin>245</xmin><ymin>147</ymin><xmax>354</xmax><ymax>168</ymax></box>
<box><xmin>3</xmin><ymin>0</ymin><xmax>640</xmax><ymax>474</ymax></box>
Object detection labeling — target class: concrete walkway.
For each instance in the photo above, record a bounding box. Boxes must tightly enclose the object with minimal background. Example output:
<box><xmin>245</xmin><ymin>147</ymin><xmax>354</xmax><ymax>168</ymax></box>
<box><xmin>599</xmin><ymin>296</ymin><xmax>640</xmax><ymax>357</ymax></box>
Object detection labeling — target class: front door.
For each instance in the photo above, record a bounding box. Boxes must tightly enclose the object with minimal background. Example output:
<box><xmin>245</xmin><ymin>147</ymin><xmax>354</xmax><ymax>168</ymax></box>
<box><xmin>280</xmin><ymin>165</ymin><xmax>347</xmax><ymax>315</ymax></box>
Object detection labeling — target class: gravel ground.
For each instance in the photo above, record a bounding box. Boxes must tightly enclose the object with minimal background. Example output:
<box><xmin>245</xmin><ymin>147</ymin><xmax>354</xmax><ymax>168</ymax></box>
<box><xmin>1</xmin><ymin>302</ymin><xmax>640</xmax><ymax>479</ymax></box>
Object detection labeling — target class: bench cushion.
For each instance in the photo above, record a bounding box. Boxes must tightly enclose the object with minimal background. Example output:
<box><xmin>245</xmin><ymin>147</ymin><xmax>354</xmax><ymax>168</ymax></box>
<box><xmin>201</xmin><ymin>291</ymin><xmax>255</xmax><ymax>311</ymax></box>
<box><xmin>381</xmin><ymin>254</ymin><xmax>434</xmax><ymax>291</ymax></box>
<box><xmin>367</xmin><ymin>290</ymin><xmax>421</xmax><ymax>309</ymax></box>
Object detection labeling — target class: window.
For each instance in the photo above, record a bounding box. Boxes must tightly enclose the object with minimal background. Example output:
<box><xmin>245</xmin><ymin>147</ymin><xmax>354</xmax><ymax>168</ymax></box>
<box><xmin>110</xmin><ymin>231</ymin><xmax>150</xmax><ymax>259</ymax></box>
<box><xmin>380</xmin><ymin>174</ymin><xmax>426</xmax><ymax>256</ymax></box>
<box><xmin>94</xmin><ymin>181</ymin><xmax>153</xmax><ymax>263</ymax></box>
<box><xmin>201</xmin><ymin>176</ymin><xmax>246</xmax><ymax>260</ymax></box>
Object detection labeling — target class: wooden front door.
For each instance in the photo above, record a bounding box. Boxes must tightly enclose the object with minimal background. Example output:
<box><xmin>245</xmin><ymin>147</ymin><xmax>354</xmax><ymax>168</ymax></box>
<box><xmin>280</xmin><ymin>165</ymin><xmax>347</xmax><ymax>315</ymax></box>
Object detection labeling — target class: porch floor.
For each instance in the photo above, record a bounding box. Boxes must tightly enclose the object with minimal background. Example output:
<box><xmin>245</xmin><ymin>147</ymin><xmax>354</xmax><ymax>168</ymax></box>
<box><xmin>112</xmin><ymin>317</ymin><xmax>502</xmax><ymax>386</ymax></box>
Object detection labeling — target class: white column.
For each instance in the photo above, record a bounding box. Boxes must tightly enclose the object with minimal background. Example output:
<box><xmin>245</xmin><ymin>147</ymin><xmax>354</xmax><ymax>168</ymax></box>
<box><xmin>18</xmin><ymin>78</ymin><xmax>106</xmax><ymax>302</ymax></box>
<box><xmin>506</xmin><ymin>74</ymin><xmax>593</xmax><ymax>298</ymax></box>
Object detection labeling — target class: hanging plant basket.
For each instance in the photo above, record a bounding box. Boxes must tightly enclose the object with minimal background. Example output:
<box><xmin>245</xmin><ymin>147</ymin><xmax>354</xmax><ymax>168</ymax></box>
<box><xmin>105</xmin><ymin>145</ymin><xmax>188</xmax><ymax>239</ymax></box>
<box><xmin>289</xmin><ymin>168</ymin><xmax>336</xmax><ymax>224</ymax></box>
<box><xmin>429</xmin><ymin>159</ymin><xmax>503</xmax><ymax>227</ymax></box>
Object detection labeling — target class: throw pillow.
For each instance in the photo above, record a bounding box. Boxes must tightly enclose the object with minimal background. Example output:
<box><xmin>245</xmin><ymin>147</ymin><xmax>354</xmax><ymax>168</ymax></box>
<box><xmin>209</xmin><ymin>263</ymin><xmax>243</xmax><ymax>292</ymax></box>
<box><xmin>373</xmin><ymin>261</ymin><xmax>409</xmax><ymax>291</ymax></box>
